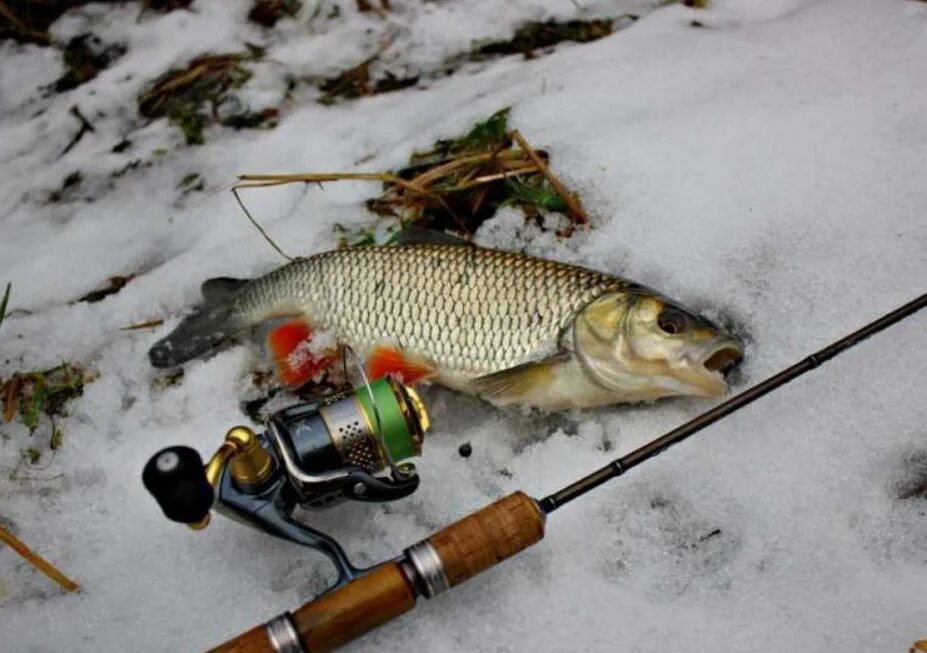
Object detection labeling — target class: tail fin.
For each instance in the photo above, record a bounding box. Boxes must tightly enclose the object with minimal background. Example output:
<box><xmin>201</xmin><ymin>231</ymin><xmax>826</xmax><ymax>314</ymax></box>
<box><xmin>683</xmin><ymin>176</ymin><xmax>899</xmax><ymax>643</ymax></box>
<box><xmin>148</xmin><ymin>278</ymin><xmax>249</xmax><ymax>368</ymax></box>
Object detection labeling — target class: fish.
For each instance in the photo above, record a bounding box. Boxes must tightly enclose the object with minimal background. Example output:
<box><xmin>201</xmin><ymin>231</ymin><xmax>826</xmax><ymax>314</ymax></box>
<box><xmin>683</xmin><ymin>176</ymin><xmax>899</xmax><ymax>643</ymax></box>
<box><xmin>148</xmin><ymin>243</ymin><xmax>744</xmax><ymax>410</ymax></box>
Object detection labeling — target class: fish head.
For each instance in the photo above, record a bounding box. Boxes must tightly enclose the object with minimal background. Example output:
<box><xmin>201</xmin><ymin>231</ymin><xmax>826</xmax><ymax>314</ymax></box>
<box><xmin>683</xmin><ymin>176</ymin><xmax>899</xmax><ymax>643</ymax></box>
<box><xmin>573</xmin><ymin>290</ymin><xmax>744</xmax><ymax>400</ymax></box>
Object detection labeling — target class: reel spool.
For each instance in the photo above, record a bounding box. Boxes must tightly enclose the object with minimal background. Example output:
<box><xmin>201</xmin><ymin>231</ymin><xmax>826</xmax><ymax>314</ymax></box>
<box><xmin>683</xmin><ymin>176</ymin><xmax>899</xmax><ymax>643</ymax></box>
<box><xmin>143</xmin><ymin>377</ymin><xmax>430</xmax><ymax>586</ymax></box>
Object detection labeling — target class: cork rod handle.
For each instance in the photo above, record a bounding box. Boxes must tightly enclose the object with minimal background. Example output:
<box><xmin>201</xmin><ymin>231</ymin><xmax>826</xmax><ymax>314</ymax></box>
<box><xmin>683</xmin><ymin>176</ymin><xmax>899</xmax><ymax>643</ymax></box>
<box><xmin>428</xmin><ymin>490</ymin><xmax>545</xmax><ymax>587</ymax></box>
<box><xmin>207</xmin><ymin>492</ymin><xmax>546</xmax><ymax>653</ymax></box>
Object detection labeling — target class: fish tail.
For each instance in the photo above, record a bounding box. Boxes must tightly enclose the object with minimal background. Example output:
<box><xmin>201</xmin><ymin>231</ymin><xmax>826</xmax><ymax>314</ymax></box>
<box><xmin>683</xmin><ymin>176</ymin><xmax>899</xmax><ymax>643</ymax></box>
<box><xmin>148</xmin><ymin>278</ymin><xmax>250</xmax><ymax>368</ymax></box>
<box><xmin>148</xmin><ymin>303</ymin><xmax>241</xmax><ymax>368</ymax></box>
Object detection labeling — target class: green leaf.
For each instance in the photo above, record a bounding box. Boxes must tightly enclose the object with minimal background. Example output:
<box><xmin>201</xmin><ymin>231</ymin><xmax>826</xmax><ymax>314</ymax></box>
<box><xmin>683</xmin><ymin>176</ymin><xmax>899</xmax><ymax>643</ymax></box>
<box><xmin>332</xmin><ymin>223</ymin><xmax>378</xmax><ymax>247</ymax></box>
<box><xmin>504</xmin><ymin>179</ymin><xmax>570</xmax><ymax>212</ymax></box>
<box><xmin>459</xmin><ymin>108</ymin><xmax>510</xmax><ymax>152</ymax></box>
<box><xmin>23</xmin><ymin>447</ymin><xmax>41</xmax><ymax>465</ymax></box>
<box><xmin>50</xmin><ymin>427</ymin><xmax>63</xmax><ymax>451</ymax></box>
<box><xmin>177</xmin><ymin>172</ymin><xmax>200</xmax><ymax>189</ymax></box>
<box><xmin>20</xmin><ymin>378</ymin><xmax>47</xmax><ymax>432</ymax></box>
<box><xmin>169</xmin><ymin>106</ymin><xmax>207</xmax><ymax>146</ymax></box>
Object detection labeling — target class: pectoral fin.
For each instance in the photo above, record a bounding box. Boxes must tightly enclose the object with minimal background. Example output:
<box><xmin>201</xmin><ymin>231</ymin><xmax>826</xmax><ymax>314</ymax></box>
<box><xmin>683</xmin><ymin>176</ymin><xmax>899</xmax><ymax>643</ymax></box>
<box><xmin>366</xmin><ymin>346</ymin><xmax>437</xmax><ymax>384</ymax></box>
<box><xmin>471</xmin><ymin>354</ymin><xmax>568</xmax><ymax>404</ymax></box>
<box><xmin>267</xmin><ymin>318</ymin><xmax>337</xmax><ymax>388</ymax></box>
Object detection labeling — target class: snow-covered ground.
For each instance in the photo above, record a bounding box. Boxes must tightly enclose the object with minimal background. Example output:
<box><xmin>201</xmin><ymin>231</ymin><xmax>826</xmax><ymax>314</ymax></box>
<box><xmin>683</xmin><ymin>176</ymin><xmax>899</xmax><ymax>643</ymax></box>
<box><xmin>2</xmin><ymin>0</ymin><xmax>926</xmax><ymax>651</ymax></box>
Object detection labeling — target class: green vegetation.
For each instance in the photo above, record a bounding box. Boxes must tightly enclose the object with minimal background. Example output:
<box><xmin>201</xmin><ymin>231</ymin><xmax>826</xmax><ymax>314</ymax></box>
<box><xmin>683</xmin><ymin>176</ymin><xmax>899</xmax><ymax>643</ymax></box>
<box><xmin>1</xmin><ymin>363</ymin><xmax>91</xmax><ymax>464</ymax></box>
<box><xmin>52</xmin><ymin>33</ymin><xmax>126</xmax><ymax>93</ymax></box>
<box><xmin>236</xmin><ymin>108</ymin><xmax>587</xmax><ymax>247</ymax></box>
<box><xmin>137</xmin><ymin>46</ymin><xmax>274</xmax><ymax>145</ymax></box>
<box><xmin>364</xmin><ymin>107</ymin><xmax>586</xmax><ymax>235</ymax></box>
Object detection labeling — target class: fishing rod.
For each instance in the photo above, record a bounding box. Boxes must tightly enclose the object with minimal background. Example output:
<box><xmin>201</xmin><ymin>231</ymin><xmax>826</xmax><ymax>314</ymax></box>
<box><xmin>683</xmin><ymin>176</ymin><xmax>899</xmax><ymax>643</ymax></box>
<box><xmin>146</xmin><ymin>292</ymin><xmax>927</xmax><ymax>653</ymax></box>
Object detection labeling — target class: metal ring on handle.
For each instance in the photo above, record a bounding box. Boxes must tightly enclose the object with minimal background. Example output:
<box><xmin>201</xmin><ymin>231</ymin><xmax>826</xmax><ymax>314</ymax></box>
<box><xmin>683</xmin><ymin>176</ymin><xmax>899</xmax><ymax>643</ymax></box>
<box><xmin>265</xmin><ymin>612</ymin><xmax>306</xmax><ymax>653</ymax></box>
<box><xmin>405</xmin><ymin>540</ymin><xmax>450</xmax><ymax>598</ymax></box>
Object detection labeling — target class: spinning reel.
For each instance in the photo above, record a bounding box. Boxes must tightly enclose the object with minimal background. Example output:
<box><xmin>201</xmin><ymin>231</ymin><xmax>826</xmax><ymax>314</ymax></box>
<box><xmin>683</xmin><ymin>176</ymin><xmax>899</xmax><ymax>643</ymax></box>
<box><xmin>137</xmin><ymin>294</ymin><xmax>927</xmax><ymax>653</ymax></box>
<box><xmin>143</xmin><ymin>376</ymin><xmax>429</xmax><ymax>586</ymax></box>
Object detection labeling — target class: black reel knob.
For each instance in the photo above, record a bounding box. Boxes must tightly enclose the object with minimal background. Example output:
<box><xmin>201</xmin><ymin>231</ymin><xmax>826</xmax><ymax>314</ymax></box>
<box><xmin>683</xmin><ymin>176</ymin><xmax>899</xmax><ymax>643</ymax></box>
<box><xmin>142</xmin><ymin>446</ymin><xmax>214</xmax><ymax>524</ymax></box>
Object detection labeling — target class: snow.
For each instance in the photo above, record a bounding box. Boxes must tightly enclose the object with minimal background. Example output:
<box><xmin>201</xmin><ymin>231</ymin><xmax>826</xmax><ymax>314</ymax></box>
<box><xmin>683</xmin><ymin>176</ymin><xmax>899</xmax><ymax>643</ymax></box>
<box><xmin>1</xmin><ymin>0</ymin><xmax>926</xmax><ymax>651</ymax></box>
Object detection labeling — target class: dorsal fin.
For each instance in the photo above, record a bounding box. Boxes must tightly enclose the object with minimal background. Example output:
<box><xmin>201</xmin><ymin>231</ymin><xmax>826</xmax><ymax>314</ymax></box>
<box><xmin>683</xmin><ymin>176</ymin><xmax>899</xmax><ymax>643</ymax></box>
<box><xmin>201</xmin><ymin>277</ymin><xmax>249</xmax><ymax>303</ymax></box>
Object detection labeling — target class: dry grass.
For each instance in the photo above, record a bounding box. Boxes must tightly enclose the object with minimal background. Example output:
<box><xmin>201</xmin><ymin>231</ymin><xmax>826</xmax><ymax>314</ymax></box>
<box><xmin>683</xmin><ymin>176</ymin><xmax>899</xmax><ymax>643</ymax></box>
<box><xmin>0</xmin><ymin>340</ymin><xmax>83</xmax><ymax>593</ymax></box>
<box><xmin>137</xmin><ymin>47</ymin><xmax>269</xmax><ymax>145</ymax></box>
<box><xmin>0</xmin><ymin>522</ymin><xmax>81</xmax><ymax>592</ymax></box>
<box><xmin>234</xmin><ymin>109</ymin><xmax>588</xmax><ymax>253</ymax></box>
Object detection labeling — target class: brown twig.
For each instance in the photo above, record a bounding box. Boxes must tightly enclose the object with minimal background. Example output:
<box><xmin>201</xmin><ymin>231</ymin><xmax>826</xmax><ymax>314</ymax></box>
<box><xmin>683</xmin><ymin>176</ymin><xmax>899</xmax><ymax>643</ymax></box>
<box><xmin>0</xmin><ymin>281</ymin><xmax>10</xmax><ymax>331</ymax></box>
<box><xmin>0</xmin><ymin>522</ymin><xmax>81</xmax><ymax>592</ymax></box>
<box><xmin>510</xmin><ymin>129</ymin><xmax>587</xmax><ymax>225</ymax></box>
<box><xmin>446</xmin><ymin>165</ymin><xmax>540</xmax><ymax>192</ymax></box>
<box><xmin>233</xmin><ymin>171</ymin><xmax>452</xmax><ymax>248</ymax></box>
<box><xmin>317</xmin><ymin>34</ymin><xmax>396</xmax><ymax>103</ymax></box>
<box><xmin>231</xmin><ymin>186</ymin><xmax>295</xmax><ymax>262</ymax></box>
<box><xmin>145</xmin><ymin>55</ymin><xmax>250</xmax><ymax>98</ymax></box>
<box><xmin>120</xmin><ymin>318</ymin><xmax>165</xmax><ymax>331</ymax></box>
<box><xmin>237</xmin><ymin>172</ymin><xmax>426</xmax><ymax>195</ymax></box>
<box><xmin>2</xmin><ymin>376</ymin><xmax>19</xmax><ymax>423</ymax></box>
<box><xmin>137</xmin><ymin>50</ymin><xmax>261</xmax><ymax>119</ymax></box>
<box><xmin>61</xmin><ymin>105</ymin><xmax>96</xmax><ymax>157</ymax></box>
<box><xmin>409</xmin><ymin>150</ymin><xmax>524</xmax><ymax>187</ymax></box>
<box><xmin>0</xmin><ymin>0</ymin><xmax>51</xmax><ymax>44</ymax></box>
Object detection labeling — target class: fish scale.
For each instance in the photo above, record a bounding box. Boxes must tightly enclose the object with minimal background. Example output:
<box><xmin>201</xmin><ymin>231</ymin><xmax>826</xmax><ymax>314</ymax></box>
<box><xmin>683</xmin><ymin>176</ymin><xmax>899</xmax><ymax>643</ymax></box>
<box><xmin>234</xmin><ymin>245</ymin><xmax>626</xmax><ymax>378</ymax></box>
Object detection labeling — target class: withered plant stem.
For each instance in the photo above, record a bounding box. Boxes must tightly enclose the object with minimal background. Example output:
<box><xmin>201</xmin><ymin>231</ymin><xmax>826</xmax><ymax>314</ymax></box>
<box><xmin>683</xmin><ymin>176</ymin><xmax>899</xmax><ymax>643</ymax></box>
<box><xmin>120</xmin><ymin>319</ymin><xmax>165</xmax><ymax>331</ymax></box>
<box><xmin>237</xmin><ymin>172</ymin><xmax>426</xmax><ymax>195</ymax></box>
<box><xmin>447</xmin><ymin>165</ymin><xmax>540</xmax><ymax>192</ymax></box>
<box><xmin>231</xmin><ymin>186</ymin><xmax>295</xmax><ymax>262</ymax></box>
<box><xmin>2</xmin><ymin>377</ymin><xmax>17</xmax><ymax>423</ymax></box>
<box><xmin>233</xmin><ymin>128</ymin><xmax>585</xmax><ymax>243</ymax></box>
<box><xmin>510</xmin><ymin>129</ymin><xmax>587</xmax><ymax>224</ymax></box>
<box><xmin>0</xmin><ymin>523</ymin><xmax>81</xmax><ymax>592</ymax></box>
<box><xmin>409</xmin><ymin>150</ymin><xmax>525</xmax><ymax>187</ymax></box>
<box><xmin>61</xmin><ymin>105</ymin><xmax>96</xmax><ymax>157</ymax></box>
<box><xmin>0</xmin><ymin>1</ymin><xmax>50</xmax><ymax>44</ymax></box>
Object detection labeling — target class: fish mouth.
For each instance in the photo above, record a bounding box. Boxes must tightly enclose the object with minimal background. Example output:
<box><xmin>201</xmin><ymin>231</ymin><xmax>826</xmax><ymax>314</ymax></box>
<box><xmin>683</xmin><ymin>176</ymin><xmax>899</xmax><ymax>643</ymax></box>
<box><xmin>703</xmin><ymin>345</ymin><xmax>744</xmax><ymax>378</ymax></box>
<box><xmin>673</xmin><ymin>342</ymin><xmax>744</xmax><ymax>398</ymax></box>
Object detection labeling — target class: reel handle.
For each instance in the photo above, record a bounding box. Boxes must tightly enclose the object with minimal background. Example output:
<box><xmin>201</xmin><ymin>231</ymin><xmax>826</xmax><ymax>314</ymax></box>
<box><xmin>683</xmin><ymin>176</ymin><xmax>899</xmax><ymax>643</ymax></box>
<box><xmin>207</xmin><ymin>491</ymin><xmax>545</xmax><ymax>653</ymax></box>
<box><xmin>142</xmin><ymin>446</ymin><xmax>214</xmax><ymax>525</ymax></box>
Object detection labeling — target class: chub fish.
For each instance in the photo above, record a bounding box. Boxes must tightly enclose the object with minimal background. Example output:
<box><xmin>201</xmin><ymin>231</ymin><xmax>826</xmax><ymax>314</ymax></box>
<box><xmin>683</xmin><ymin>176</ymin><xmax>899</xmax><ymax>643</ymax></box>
<box><xmin>149</xmin><ymin>244</ymin><xmax>744</xmax><ymax>410</ymax></box>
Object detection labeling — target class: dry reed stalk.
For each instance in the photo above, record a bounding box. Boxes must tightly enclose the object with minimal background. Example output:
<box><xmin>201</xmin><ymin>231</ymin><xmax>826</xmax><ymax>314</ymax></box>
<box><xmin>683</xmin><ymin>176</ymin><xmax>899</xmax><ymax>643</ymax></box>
<box><xmin>0</xmin><ymin>523</ymin><xmax>80</xmax><ymax>593</ymax></box>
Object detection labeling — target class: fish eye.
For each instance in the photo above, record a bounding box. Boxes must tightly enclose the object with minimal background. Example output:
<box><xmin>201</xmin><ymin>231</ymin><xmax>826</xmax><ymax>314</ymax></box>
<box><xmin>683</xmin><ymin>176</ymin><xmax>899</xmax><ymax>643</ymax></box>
<box><xmin>657</xmin><ymin>307</ymin><xmax>688</xmax><ymax>335</ymax></box>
